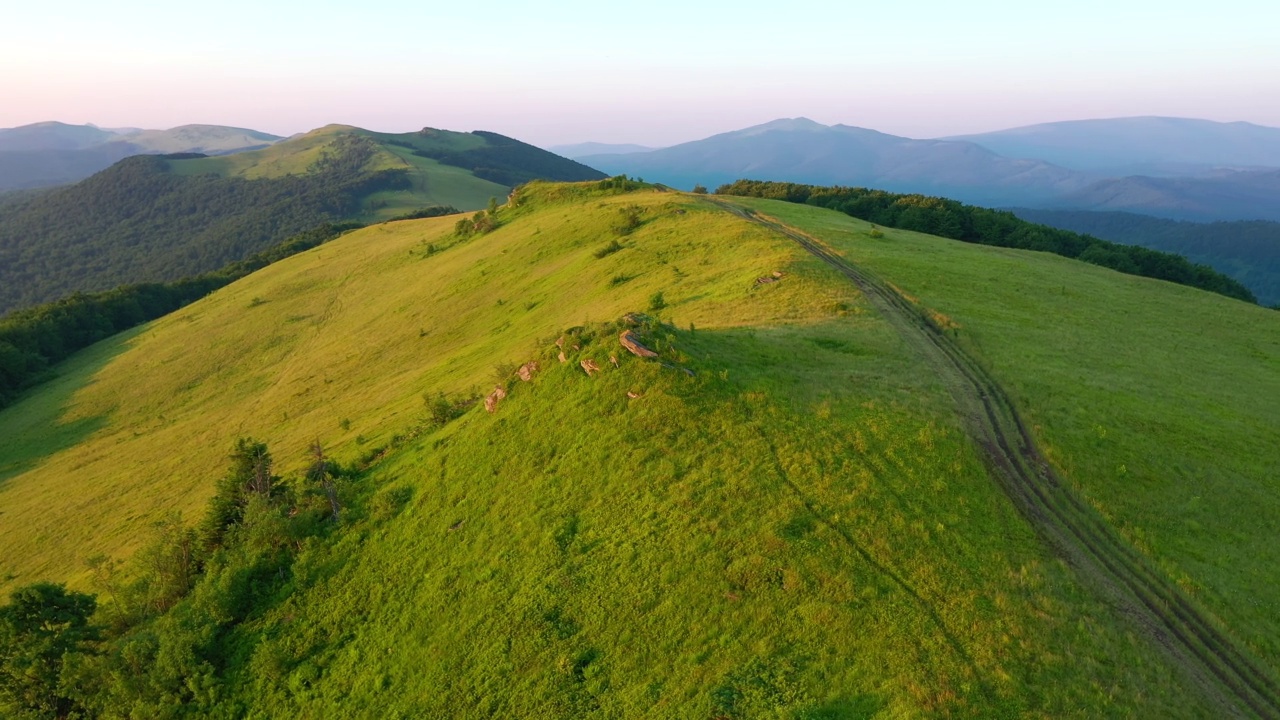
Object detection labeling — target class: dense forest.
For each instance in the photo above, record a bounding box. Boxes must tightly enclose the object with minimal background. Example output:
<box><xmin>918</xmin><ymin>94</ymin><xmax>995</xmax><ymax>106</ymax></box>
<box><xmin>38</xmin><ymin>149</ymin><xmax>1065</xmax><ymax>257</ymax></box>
<box><xmin>400</xmin><ymin>130</ymin><xmax>607</xmax><ymax>186</ymax></box>
<box><xmin>0</xmin><ymin>137</ymin><xmax>404</xmax><ymax>315</ymax></box>
<box><xmin>1011</xmin><ymin>209</ymin><xmax>1280</xmax><ymax>306</ymax></box>
<box><xmin>0</xmin><ymin>223</ymin><xmax>360</xmax><ymax>408</ymax></box>
<box><xmin>717</xmin><ymin>180</ymin><xmax>1257</xmax><ymax>303</ymax></box>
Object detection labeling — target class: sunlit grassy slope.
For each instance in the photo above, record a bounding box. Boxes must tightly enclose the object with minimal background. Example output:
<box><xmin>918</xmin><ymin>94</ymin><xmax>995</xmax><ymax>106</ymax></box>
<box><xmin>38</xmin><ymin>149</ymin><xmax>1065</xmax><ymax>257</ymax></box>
<box><xmin>738</xmin><ymin>197</ymin><xmax>1280</xmax><ymax>668</ymax></box>
<box><xmin>2</xmin><ymin>182</ymin><xmax>1265</xmax><ymax>715</ymax></box>
<box><xmin>166</xmin><ymin>125</ymin><xmax>510</xmax><ymax>216</ymax></box>
<box><xmin>0</xmin><ymin>184</ymin><xmax>837</xmax><ymax>591</ymax></box>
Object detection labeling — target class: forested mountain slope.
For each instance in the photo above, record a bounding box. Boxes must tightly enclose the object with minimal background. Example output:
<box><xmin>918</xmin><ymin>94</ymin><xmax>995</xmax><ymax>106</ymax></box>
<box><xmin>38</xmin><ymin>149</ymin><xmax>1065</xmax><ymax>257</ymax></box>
<box><xmin>0</xmin><ymin>126</ymin><xmax>604</xmax><ymax>315</ymax></box>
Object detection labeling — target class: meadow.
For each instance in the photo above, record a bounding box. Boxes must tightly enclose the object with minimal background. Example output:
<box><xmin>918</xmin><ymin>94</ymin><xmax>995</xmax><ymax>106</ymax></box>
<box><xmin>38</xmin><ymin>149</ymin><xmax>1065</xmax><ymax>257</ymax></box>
<box><xmin>0</xmin><ymin>184</ymin><xmax>836</xmax><ymax>594</ymax></box>
<box><xmin>739</xmin><ymin>197</ymin><xmax>1280</xmax><ymax>667</ymax></box>
<box><xmin>2</xmin><ymin>182</ymin><xmax>1267</xmax><ymax>716</ymax></box>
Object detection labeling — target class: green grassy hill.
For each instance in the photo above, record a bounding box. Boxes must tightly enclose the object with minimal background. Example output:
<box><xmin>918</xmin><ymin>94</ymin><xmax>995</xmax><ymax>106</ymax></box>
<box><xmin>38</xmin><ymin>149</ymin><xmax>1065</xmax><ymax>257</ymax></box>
<box><xmin>0</xmin><ymin>182</ymin><xmax>1276</xmax><ymax>717</ymax></box>
<box><xmin>1012</xmin><ymin>208</ymin><xmax>1280</xmax><ymax>306</ymax></box>
<box><xmin>0</xmin><ymin>125</ymin><xmax>605</xmax><ymax>316</ymax></box>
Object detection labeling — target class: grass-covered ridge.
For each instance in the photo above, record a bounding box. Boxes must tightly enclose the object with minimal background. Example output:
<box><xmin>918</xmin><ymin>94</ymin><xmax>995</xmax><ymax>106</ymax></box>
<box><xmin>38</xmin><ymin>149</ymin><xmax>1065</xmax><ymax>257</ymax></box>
<box><xmin>0</xmin><ymin>182</ymin><xmax>827</xmax><ymax>594</ymax></box>
<box><xmin>2</xmin><ymin>181</ymin><xmax>1274</xmax><ymax>716</ymax></box>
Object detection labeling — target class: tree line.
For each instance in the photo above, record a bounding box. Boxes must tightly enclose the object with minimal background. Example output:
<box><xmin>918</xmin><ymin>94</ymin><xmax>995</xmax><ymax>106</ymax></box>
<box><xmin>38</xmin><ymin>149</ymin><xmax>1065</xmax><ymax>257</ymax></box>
<box><xmin>715</xmin><ymin>180</ymin><xmax>1257</xmax><ymax>303</ymax></box>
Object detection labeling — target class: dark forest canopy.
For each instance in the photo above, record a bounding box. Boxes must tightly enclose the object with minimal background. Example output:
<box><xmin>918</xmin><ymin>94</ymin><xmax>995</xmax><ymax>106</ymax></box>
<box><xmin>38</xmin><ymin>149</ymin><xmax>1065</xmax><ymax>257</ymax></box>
<box><xmin>716</xmin><ymin>180</ymin><xmax>1257</xmax><ymax>304</ymax></box>
<box><xmin>0</xmin><ymin>137</ymin><xmax>404</xmax><ymax>316</ymax></box>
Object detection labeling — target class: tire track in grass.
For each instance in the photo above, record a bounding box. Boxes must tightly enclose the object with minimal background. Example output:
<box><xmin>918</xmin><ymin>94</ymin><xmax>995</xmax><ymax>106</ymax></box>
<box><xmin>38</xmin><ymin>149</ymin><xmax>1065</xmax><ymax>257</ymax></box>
<box><xmin>706</xmin><ymin>197</ymin><xmax>1280</xmax><ymax>719</ymax></box>
<box><xmin>753</xmin><ymin>426</ymin><xmax>1000</xmax><ymax>709</ymax></box>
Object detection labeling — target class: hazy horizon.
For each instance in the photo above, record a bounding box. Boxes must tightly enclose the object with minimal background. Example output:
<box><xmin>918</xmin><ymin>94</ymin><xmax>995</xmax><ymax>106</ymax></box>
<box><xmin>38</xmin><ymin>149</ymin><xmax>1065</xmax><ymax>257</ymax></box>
<box><xmin>4</xmin><ymin>0</ymin><xmax>1278</xmax><ymax>147</ymax></box>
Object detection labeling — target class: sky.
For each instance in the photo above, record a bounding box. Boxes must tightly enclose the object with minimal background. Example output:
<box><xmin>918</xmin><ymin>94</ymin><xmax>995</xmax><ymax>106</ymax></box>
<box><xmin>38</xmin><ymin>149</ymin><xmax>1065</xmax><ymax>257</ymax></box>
<box><xmin>3</xmin><ymin>0</ymin><xmax>1278</xmax><ymax>147</ymax></box>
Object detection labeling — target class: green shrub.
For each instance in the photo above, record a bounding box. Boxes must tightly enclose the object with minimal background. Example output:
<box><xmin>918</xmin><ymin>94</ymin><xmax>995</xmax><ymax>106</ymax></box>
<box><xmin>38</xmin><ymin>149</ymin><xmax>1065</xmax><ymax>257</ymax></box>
<box><xmin>612</xmin><ymin>205</ymin><xmax>643</xmax><ymax>235</ymax></box>
<box><xmin>594</xmin><ymin>240</ymin><xmax>624</xmax><ymax>259</ymax></box>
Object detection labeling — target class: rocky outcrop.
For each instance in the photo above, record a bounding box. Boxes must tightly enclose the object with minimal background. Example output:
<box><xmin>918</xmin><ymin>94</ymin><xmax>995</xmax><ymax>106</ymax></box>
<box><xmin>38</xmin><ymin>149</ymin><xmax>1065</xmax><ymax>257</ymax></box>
<box><xmin>619</xmin><ymin>330</ymin><xmax>658</xmax><ymax>358</ymax></box>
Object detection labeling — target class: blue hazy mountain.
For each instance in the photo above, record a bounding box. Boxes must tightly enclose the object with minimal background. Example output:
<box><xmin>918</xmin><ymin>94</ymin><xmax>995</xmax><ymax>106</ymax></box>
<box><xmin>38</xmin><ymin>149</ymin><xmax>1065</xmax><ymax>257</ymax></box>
<box><xmin>946</xmin><ymin>117</ymin><xmax>1280</xmax><ymax>175</ymax></box>
<box><xmin>548</xmin><ymin>142</ymin><xmax>656</xmax><ymax>159</ymax></box>
<box><xmin>580</xmin><ymin>118</ymin><xmax>1091</xmax><ymax>207</ymax></box>
<box><xmin>0</xmin><ymin>122</ymin><xmax>283</xmax><ymax>191</ymax></box>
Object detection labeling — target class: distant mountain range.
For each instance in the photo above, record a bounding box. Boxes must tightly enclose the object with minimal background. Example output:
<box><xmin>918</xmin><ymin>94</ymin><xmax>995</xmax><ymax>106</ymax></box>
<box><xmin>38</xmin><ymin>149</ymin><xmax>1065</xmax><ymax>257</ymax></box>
<box><xmin>548</xmin><ymin>142</ymin><xmax>656</xmax><ymax>158</ymax></box>
<box><xmin>947</xmin><ymin>117</ymin><xmax>1280</xmax><ymax>175</ymax></box>
<box><xmin>580</xmin><ymin>118</ymin><xmax>1090</xmax><ymax>207</ymax></box>
<box><xmin>582</xmin><ymin>117</ymin><xmax>1280</xmax><ymax>222</ymax></box>
<box><xmin>0</xmin><ymin>121</ymin><xmax>284</xmax><ymax>191</ymax></box>
<box><xmin>1052</xmin><ymin>169</ymin><xmax>1280</xmax><ymax>222</ymax></box>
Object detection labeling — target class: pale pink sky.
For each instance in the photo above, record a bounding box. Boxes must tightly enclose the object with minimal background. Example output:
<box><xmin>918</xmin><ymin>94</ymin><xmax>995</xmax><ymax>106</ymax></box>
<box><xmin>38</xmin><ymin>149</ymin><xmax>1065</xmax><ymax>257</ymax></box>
<box><xmin>4</xmin><ymin>0</ymin><xmax>1277</xmax><ymax>146</ymax></box>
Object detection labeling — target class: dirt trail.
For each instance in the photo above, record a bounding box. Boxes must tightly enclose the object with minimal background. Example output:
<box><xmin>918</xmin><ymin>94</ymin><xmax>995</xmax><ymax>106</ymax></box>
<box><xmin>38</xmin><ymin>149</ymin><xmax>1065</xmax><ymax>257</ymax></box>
<box><xmin>707</xmin><ymin>197</ymin><xmax>1280</xmax><ymax>719</ymax></box>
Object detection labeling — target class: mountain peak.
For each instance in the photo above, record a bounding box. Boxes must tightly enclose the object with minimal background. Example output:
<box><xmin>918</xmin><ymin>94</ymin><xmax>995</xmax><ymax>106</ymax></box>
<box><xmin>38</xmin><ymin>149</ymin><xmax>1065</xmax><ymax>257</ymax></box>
<box><xmin>737</xmin><ymin>117</ymin><xmax>829</xmax><ymax>135</ymax></box>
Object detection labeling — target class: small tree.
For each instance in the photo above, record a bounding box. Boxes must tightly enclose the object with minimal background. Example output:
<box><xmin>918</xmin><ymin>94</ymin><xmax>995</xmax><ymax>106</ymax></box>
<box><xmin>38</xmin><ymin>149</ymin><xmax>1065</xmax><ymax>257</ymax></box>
<box><xmin>0</xmin><ymin>583</ymin><xmax>99</xmax><ymax>718</ymax></box>
<box><xmin>307</xmin><ymin>439</ymin><xmax>341</xmax><ymax>521</ymax></box>
<box><xmin>199</xmin><ymin>438</ymin><xmax>280</xmax><ymax>552</ymax></box>
<box><xmin>136</xmin><ymin>516</ymin><xmax>199</xmax><ymax>613</ymax></box>
<box><xmin>649</xmin><ymin>291</ymin><xmax>666</xmax><ymax>311</ymax></box>
<box><xmin>691</xmin><ymin>184</ymin><xmax>708</xmax><ymax>194</ymax></box>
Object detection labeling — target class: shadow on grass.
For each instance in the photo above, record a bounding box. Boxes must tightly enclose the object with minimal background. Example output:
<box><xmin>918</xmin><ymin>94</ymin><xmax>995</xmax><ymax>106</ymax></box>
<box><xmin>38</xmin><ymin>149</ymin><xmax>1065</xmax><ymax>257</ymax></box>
<box><xmin>0</xmin><ymin>326</ymin><xmax>142</xmax><ymax>488</ymax></box>
<box><xmin>668</xmin><ymin>323</ymin><xmax>997</xmax><ymax>708</ymax></box>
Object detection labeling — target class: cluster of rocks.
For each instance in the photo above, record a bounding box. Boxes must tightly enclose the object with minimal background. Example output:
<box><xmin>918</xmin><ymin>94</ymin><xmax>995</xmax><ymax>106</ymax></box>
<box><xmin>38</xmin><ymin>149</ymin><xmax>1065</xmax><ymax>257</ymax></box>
<box><xmin>486</xmin><ymin>316</ymin><xmax>681</xmax><ymax>415</ymax></box>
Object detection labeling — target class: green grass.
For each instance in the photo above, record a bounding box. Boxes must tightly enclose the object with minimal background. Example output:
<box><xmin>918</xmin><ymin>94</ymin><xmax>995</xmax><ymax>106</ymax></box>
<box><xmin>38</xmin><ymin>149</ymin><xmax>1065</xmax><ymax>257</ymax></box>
<box><xmin>737</xmin><ymin>197</ymin><xmax>1280</xmax><ymax>666</ymax></box>
<box><xmin>0</xmin><ymin>186</ymin><xmax>830</xmax><ymax>594</ymax></box>
<box><xmin>4</xmin><ymin>182</ymin><xmax>1265</xmax><ymax>715</ymax></box>
<box><xmin>360</xmin><ymin>144</ymin><xmax>508</xmax><ymax>220</ymax></box>
<box><xmin>218</xmin><ymin>316</ymin><xmax>1195</xmax><ymax>717</ymax></box>
<box><xmin>164</xmin><ymin>125</ymin><xmax>509</xmax><ymax>215</ymax></box>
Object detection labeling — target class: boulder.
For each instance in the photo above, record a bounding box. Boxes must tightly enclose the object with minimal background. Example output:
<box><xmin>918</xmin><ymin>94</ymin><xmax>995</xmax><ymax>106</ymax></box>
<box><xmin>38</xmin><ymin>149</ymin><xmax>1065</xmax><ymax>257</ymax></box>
<box><xmin>484</xmin><ymin>385</ymin><xmax>507</xmax><ymax>413</ymax></box>
<box><xmin>619</xmin><ymin>330</ymin><xmax>658</xmax><ymax>358</ymax></box>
